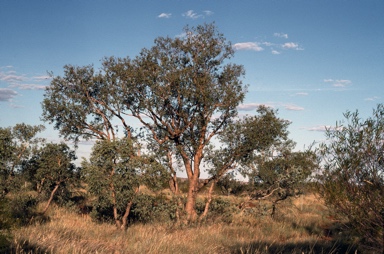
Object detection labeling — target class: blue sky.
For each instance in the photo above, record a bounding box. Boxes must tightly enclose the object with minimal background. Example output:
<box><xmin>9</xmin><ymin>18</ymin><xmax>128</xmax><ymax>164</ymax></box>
<box><xmin>1</xmin><ymin>0</ymin><xmax>383</xmax><ymax>160</ymax></box>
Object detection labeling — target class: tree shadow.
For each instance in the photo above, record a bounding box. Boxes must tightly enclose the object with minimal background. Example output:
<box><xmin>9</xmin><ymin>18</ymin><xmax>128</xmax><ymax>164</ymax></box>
<box><xmin>230</xmin><ymin>239</ymin><xmax>358</xmax><ymax>254</ymax></box>
<box><xmin>4</xmin><ymin>239</ymin><xmax>51</xmax><ymax>254</ymax></box>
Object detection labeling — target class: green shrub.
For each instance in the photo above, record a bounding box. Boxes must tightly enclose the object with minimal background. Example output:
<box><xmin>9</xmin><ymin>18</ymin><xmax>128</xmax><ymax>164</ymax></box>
<box><xmin>7</xmin><ymin>194</ymin><xmax>37</xmax><ymax>226</ymax></box>
<box><xmin>129</xmin><ymin>194</ymin><xmax>175</xmax><ymax>224</ymax></box>
<box><xmin>318</xmin><ymin>104</ymin><xmax>384</xmax><ymax>252</ymax></box>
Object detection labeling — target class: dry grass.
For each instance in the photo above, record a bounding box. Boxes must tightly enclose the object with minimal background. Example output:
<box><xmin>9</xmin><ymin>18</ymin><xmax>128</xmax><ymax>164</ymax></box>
<box><xmin>8</xmin><ymin>194</ymin><xmax>358</xmax><ymax>254</ymax></box>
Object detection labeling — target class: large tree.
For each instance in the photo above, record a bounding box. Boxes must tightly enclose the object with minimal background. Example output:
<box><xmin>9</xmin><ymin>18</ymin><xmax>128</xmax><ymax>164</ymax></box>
<box><xmin>117</xmin><ymin>23</ymin><xmax>247</xmax><ymax>221</ymax></box>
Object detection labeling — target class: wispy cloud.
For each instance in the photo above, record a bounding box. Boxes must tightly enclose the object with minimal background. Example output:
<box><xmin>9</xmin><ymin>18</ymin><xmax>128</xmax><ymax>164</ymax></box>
<box><xmin>274</xmin><ymin>32</ymin><xmax>288</xmax><ymax>39</ymax></box>
<box><xmin>294</xmin><ymin>92</ymin><xmax>309</xmax><ymax>96</ymax></box>
<box><xmin>203</xmin><ymin>10</ymin><xmax>214</xmax><ymax>16</ymax></box>
<box><xmin>9</xmin><ymin>83</ymin><xmax>47</xmax><ymax>90</ymax></box>
<box><xmin>182</xmin><ymin>10</ymin><xmax>213</xmax><ymax>19</ymax></box>
<box><xmin>239</xmin><ymin>102</ymin><xmax>304</xmax><ymax>112</ymax></box>
<box><xmin>237</xmin><ymin>103</ymin><xmax>263</xmax><ymax>111</ymax></box>
<box><xmin>233</xmin><ymin>34</ymin><xmax>303</xmax><ymax>54</ymax></box>
<box><xmin>284</xmin><ymin>104</ymin><xmax>304</xmax><ymax>111</ymax></box>
<box><xmin>33</xmin><ymin>75</ymin><xmax>51</xmax><ymax>81</ymax></box>
<box><xmin>0</xmin><ymin>73</ymin><xmax>26</xmax><ymax>83</ymax></box>
<box><xmin>0</xmin><ymin>88</ymin><xmax>18</xmax><ymax>102</ymax></box>
<box><xmin>305</xmin><ymin>125</ymin><xmax>343</xmax><ymax>132</ymax></box>
<box><xmin>305</xmin><ymin>125</ymin><xmax>330</xmax><ymax>132</ymax></box>
<box><xmin>158</xmin><ymin>13</ymin><xmax>171</xmax><ymax>18</ymax></box>
<box><xmin>233</xmin><ymin>42</ymin><xmax>264</xmax><ymax>51</ymax></box>
<box><xmin>324</xmin><ymin>79</ymin><xmax>352</xmax><ymax>88</ymax></box>
<box><xmin>183</xmin><ymin>10</ymin><xmax>202</xmax><ymax>19</ymax></box>
<box><xmin>365</xmin><ymin>96</ymin><xmax>380</xmax><ymax>101</ymax></box>
<box><xmin>282</xmin><ymin>42</ymin><xmax>301</xmax><ymax>50</ymax></box>
<box><xmin>1</xmin><ymin>67</ymin><xmax>50</xmax><ymax>90</ymax></box>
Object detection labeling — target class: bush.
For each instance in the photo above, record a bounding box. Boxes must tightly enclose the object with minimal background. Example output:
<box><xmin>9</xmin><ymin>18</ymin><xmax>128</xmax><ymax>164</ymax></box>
<box><xmin>317</xmin><ymin>104</ymin><xmax>384</xmax><ymax>252</ymax></box>
<box><xmin>129</xmin><ymin>194</ymin><xmax>176</xmax><ymax>224</ymax></box>
<box><xmin>196</xmin><ymin>197</ymin><xmax>237</xmax><ymax>224</ymax></box>
<box><xmin>6</xmin><ymin>194</ymin><xmax>38</xmax><ymax>226</ymax></box>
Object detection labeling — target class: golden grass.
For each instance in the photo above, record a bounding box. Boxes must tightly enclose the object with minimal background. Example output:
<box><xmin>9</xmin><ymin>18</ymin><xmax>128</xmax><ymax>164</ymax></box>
<box><xmin>9</xmin><ymin>194</ymin><xmax>357</xmax><ymax>254</ymax></box>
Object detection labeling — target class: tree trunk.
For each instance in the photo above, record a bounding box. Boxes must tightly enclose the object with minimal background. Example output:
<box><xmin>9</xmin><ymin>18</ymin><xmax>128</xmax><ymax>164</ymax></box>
<box><xmin>121</xmin><ymin>200</ymin><xmax>133</xmax><ymax>230</ymax></box>
<box><xmin>110</xmin><ymin>183</ymin><xmax>122</xmax><ymax>228</ymax></box>
<box><xmin>185</xmin><ymin>176</ymin><xmax>198</xmax><ymax>222</ymax></box>
<box><xmin>199</xmin><ymin>181</ymin><xmax>215</xmax><ymax>221</ymax></box>
<box><xmin>42</xmin><ymin>183</ymin><xmax>60</xmax><ymax>214</ymax></box>
<box><xmin>120</xmin><ymin>187</ymin><xmax>139</xmax><ymax>230</ymax></box>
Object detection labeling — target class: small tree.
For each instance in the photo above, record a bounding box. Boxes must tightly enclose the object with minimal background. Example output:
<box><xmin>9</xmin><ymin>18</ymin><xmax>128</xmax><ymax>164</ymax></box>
<box><xmin>33</xmin><ymin>142</ymin><xmax>79</xmax><ymax>214</ymax></box>
<box><xmin>0</xmin><ymin>124</ymin><xmax>45</xmax><ymax>196</ymax></box>
<box><xmin>82</xmin><ymin>138</ymin><xmax>168</xmax><ymax>230</ymax></box>
<box><xmin>248</xmin><ymin>144</ymin><xmax>317</xmax><ymax>217</ymax></box>
<box><xmin>205</xmin><ymin>106</ymin><xmax>317</xmax><ymax>217</ymax></box>
<box><xmin>318</xmin><ymin>104</ymin><xmax>384</xmax><ymax>251</ymax></box>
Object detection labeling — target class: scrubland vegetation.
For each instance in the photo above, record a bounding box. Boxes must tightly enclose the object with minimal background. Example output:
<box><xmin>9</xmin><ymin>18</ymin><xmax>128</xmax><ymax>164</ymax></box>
<box><xmin>1</xmin><ymin>24</ymin><xmax>382</xmax><ymax>253</ymax></box>
<box><xmin>4</xmin><ymin>192</ymin><xmax>359</xmax><ymax>254</ymax></box>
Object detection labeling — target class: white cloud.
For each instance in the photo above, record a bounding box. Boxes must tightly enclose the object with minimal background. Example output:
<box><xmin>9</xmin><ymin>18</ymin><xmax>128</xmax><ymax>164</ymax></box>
<box><xmin>284</xmin><ymin>104</ymin><xmax>304</xmax><ymax>111</ymax></box>
<box><xmin>237</xmin><ymin>103</ymin><xmax>263</xmax><ymax>111</ymax></box>
<box><xmin>324</xmin><ymin>79</ymin><xmax>352</xmax><ymax>87</ymax></box>
<box><xmin>183</xmin><ymin>10</ymin><xmax>201</xmax><ymax>19</ymax></box>
<box><xmin>306</xmin><ymin>125</ymin><xmax>343</xmax><ymax>132</ymax></box>
<box><xmin>282</xmin><ymin>42</ymin><xmax>299</xmax><ymax>49</ymax></box>
<box><xmin>0</xmin><ymin>73</ymin><xmax>26</xmax><ymax>83</ymax></box>
<box><xmin>158</xmin><ymin>13</ymin><xmax>171</xmax><ymax>18</ymax></box>
<box><xmin>271</xmin><ymin>50</ymin><xmax>281</xmax><ymax>55</ymax></box>
<box><xmin>33</xmin><ymin>75</ymin><xmax>51</xmax><ymax>81</ymax></box>
<box><xmin>262</xmin><ymin>42</ymin><xmax>274</xmax><ymax>47</ymax></box>
<box><xmin>237</xmin><ymin>103</ymin><xmax>275</xmax><ymax>111</ymax></box>
<box><xmin>233</xmin><ymin>42</ymin><xmax>264</xmax><ymax>52</ymax></box>
<box><xmin>274</xmin><ymin>33</ymin><xmax>288</xmax><ymax>39</ymax></box>
<box><xmin>203</xmin><ymin>10</ymin><xmax>214</xmax><ymax>16</ymax></box>
<box><xmin>0</xmin><ymin>88</ymin><xmax>18</xmax><ymax>102</ymax></box>
<box><xmin>294</xmin><ymin>92</ymin><xmax>308</xmax><ymax>96</ymax></box>
<box><xmin>182</xmin><ymin>10</ymin><xmax>213</xmax><ymax>19</ymax></box>
<box><xmin>10</xmin><ymin>83</ymin><xmax>47</xmax><ymax>90</ymax></box>
<box><xmin>365</xmin><ymin>96</ymin><xmax>380</xmax><ymax>101</ymax></box>
<box><xmin>305</xmin><ymin>125</ymin><xmax>329</xmax><ymax>132</ymax></box>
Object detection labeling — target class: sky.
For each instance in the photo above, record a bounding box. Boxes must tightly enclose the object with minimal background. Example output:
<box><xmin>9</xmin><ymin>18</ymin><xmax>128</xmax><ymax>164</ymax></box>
<box><xmin>1</xmin><ymin>0</ymin><xmax>383</xmax><ymax>162</ymax></box>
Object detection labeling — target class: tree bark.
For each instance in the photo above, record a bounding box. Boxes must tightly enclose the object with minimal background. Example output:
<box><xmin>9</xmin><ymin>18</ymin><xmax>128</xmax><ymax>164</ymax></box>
<box><xmin>42</xmin><ymin>183</ymin><xmax>60</xmax><ymax>214</ymax></box>
<box><xmin>121</xmin><ymin>200</ymin><xmax>133</xmax><ymax>230</ymax></box>
<box><xmin>199</xmin><ymin>181</ymin><xmax>216</xmax><ymax>221</ymax></box>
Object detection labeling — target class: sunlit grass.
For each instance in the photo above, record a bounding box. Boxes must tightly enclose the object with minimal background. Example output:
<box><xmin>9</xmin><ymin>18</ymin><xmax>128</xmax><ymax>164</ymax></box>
<box><xmin>9</xmin><ymin>194</ymin><xmax>357</xmax><ymax>254</ymax></box>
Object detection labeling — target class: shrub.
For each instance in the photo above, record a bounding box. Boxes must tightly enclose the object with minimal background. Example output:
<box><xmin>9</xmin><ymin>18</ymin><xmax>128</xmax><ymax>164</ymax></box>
<box><xmin>129</xmin><ymin>194</ymin><xmax>175</xmax><ymax>224</ymax></box>
<box><xmin>317</xmin><ymin>104</ymin><xmax>384</xmax><ymax>252</ymax></box>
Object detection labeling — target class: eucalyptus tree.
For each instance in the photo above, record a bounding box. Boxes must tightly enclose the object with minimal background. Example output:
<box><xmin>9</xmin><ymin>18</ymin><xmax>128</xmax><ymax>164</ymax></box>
<box><xmin>82</xmin><ymin>138</ymin><xmax>168</xmax><ymax>229</ymax></box>
<box><xmin>113</xmin><ymin>23</ymin><xmax>247</xmax><ymax>221</ymax></box>
<box><xmin>0</xmin><ymin>123</ymin><xmax>45</xmax><ymax>195</ymax></box>
<box><xmin>41</xmin><ymin>53</ymin><xmax>143</xmax><ymax>229</ymax></box>
<box><xmin>202</xmin><ymin>106</ymin><xmax>316</xmax><ymax>218</ymax></box>
<box><xmin>34</xmin><ymin>142</ymin><xmax>78</xmax><ymax>214</ymax></box>
<box><xmin>41</xmin><ymin>62</ymin><xmax>133</xmax><ymax>143</ymax></box>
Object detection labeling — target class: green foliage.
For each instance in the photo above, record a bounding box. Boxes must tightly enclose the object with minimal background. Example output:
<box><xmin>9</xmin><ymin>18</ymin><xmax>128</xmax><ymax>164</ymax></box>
<box><xmin>196</xmin><ymin>197</ymin><xmax>236</xmax><ymax>224</ymax></box>
<box><xmin>318</xmin><ymin>104</ymin><xmax>384</xmax><ymax>251</ymax></box>
<box><xmin>6</xmin><ymin>194</ymin><xmax>37</xmax><ymax>226</ymax></box>
<box><xmin>34</xmin><ymin>143</ymin><xmax>79</xmax><ymax>204</ymax></box>
<box><xmin>129</xmin><ymin>194</ymin><xmax>176</xmax><ymax>224</ymax></box>
<box><xmin>216</xmin><ymin>173</ymin><xmax>248</xmax><ymax>196</ymax></box>
<box><xmin>83</xmin><ymin>138</ymin><xmax>169</xmax><ymax>227</ymax></box>
<box><xmin>0</xmin><ymin>124</ymin><xmax>45</xmax><ymax>196</ymax></box>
